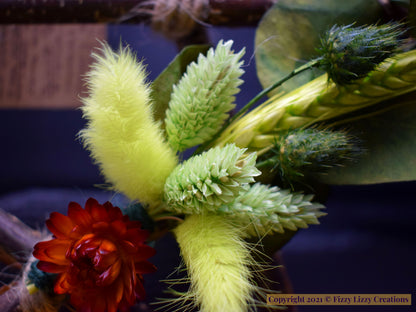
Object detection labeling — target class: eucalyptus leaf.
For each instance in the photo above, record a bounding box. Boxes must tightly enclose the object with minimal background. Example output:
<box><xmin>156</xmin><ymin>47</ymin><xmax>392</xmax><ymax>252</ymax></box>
<box><xmin>255</xmin><ymin>0</ymin><xmax>383</xmax><ymax>96</ymax></box>
<box><xmin>151</xmin><ymin>44</ymin><xmax>210</xmax><ymax>127</ymax></box>
<box><xmin>321</xmin><ymin>92</ymin><xmax>416</xmax><ymax>184</ymax></box>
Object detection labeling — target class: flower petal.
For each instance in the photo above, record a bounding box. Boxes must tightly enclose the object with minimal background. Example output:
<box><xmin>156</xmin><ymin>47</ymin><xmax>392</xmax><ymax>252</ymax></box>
<box><xmin>110</xmin><ymin>220</ymin><xmax>127</xmax><ymax>237</ymax></box>
<box><xmin>135</xmin><ymin>261</ymin><xmax>157</xmax><ymax>274</ymax></box>
<box><xmin>120</xmin><ymin>240</ymin><xmax>137</xmax><ymax>254</ymax></box>
<box><xmin>126</xmin><ymin>220</ymin><xmax>142</xmax><ymax>230</ymax></box>
<box><xmin>84</xmin><ymin>198</ymin><xmax>99</xmax><ymax>213</ymax></box>
<box><xmin>96</xmin><ymin>259</ymin><xmax>121</xmax><ymax>286</ymax></box>
<box><xmin>90</xmin><ymin>201</ymin><xmax>109</xmax><ymax>222</ymax></box>
<box><xmin>36</xmin><ymin>261</ymin><xmax>67</xmax><ymax>273</ymax></box>
<box><xmin>54</xmin><ymin>272</ymin><xmax>71</xmax><ymax>294</ymax></box>
<box><xmin>106</xmin><ymin>295</ymin><xmax>119</xmax><ymax>312</ymax></box>
<box><xmin>122</xmin><ymin>263</ymin><xmax>134</xmax><ymax>302</ymax></box>
<box><xmin>114</xmin><ymin>279</ymin><xmax>124</xmax><ymax>304</ymax></box>
<box><xmin>32</xmin><ymin>197</ymin><xmax>157</xmax><ymax>312</ymax></box>
<box><xmin>46</xmin><ymin>212</ymin><xmax>75</xmax><ymax>239</ymax></box>
<box><xmin>98</xmin><ymin>239</ymin><xmax>117</xmax><ymax>254</ymax></box>
<box><xmin>94</xmin><ymin>251</ymin><xmax>119</xmax><ymax>270</ymax></box>
<box><xmin>134</xmin><ymin>277</ymin><xmax>146</xmax><ymax>301</ymax></box>
<box><xmin>92</xmin><ymin>221</ymin><xmax>110</xmax><ymax>233</ymax></box>
<box><xmin>74</xmin><ymin>298</ymin><xmax>94</xmax><ymax>312</ymax></box>
<box><xmin>68</xmin><ymin>201</ymin><xmax>93</xmax><ymax>229</ymax></box>
<box><xmin>107</xmin><ymin>204</ymin><xmax>123</xmax><ymax>221</ymax></box>
<box><xmin>125</xmin><ymin>228</ymin><xmax>148</xmax><ymax>244</ymax></box>
<box><xmin>33</xmin><ymin>239</ymin><xmax>71</xmax><ymax>265</ymax></box>
<box><xmin>134</xmin><ymin>244</ymin><xmax>156</xmax><ymax>261</ymax></box>
<box><xmin>70</xmin><ymin>225</ymin><xmax>87</xmax><ymax>238</ymax></box>
<box><xmin>92</xmin><ymin>297</ymin><xmax>107</xmax><ymax>312</ymax></box>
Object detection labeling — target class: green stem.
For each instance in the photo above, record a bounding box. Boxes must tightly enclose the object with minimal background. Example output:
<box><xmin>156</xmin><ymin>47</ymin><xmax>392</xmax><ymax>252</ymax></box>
<box><xmin>255</xmin><ymin>158</ymin><xmax>277</xmax><ymax>169</ymax></box>
<box><xmin>231</xmin><ymin>58</ymin><xmax>320</xmax><ymax>125</ymax></box>
<box><xmin>194</xmin><ymin>58</ymin><xmax>320</xmax><ymax>155</ymax></box>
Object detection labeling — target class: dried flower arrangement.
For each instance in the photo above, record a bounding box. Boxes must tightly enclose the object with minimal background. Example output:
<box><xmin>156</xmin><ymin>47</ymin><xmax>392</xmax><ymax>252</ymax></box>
<box><xmin>1</xmin><ymin>1</ymin><xmax>415</xmax><ymax>311</ymax></box>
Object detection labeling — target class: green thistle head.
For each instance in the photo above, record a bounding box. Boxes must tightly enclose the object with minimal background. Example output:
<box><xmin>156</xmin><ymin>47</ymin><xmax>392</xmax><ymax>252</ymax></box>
<box><xmin>165</xmin><ymin>40</ymin><xmax>245</xmax><ymax>152</ymax></box>
<box><xmin>164</xmin><ymin>144</ymin><xmax>261</xmax><ymax>214</ymax></box>
<box><xmin>318</xmin><ymin>23</ymin><xmax>405</xmax><ymax>85</ymax></box>
<box><xmin>217</xmin><ymin>183</ymin><xmax>326</xmax><ymax>237</ymax></box>
<box><xmin>258</xmin><ymin>128</ymin><xmax>361</xmax><ymax>188</ymax></box>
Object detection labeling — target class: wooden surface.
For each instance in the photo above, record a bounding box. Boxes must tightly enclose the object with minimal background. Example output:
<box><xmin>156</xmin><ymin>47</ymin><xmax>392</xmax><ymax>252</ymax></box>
<box><xmin>0</xmin><ymin>24</ymin><xmax>106</xmax><ymax>109</ymax></box>
<box><xmin>0</xmin><ymin>0</ymin><xmax>275</xmax><ymax>25</ymax></box>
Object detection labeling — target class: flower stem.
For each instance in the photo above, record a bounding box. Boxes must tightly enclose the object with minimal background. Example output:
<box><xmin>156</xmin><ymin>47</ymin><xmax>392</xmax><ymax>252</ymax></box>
<box><xmin>231</xmin><ymin>58</ymin><xmax>320</xmax><ymax>125</ymax></box>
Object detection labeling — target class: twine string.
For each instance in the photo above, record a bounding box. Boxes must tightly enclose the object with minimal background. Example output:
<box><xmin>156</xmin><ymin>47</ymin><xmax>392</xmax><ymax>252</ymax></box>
<box><xmin>120</xmin><ymin>0</ymin><xmax>210</xmax><ymax>39</ymax></box>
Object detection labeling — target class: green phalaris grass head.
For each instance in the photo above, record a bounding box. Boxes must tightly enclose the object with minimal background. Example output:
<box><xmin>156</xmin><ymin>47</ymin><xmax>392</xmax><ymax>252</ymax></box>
<box><xmin>165</xmin><ymin>40</ymin><xmax>245</xmax><ymax>152</ymax></box>
<box><xmin>163</xmin><ymin>144</ymin><xmax>260</xmax><ymax>214</ymax></box>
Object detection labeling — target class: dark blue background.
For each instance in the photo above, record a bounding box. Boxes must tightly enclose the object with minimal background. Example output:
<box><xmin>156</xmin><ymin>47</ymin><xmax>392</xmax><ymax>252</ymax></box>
<box><xmin>1</xmin><ymin>25</ymin><xmax>415</xmax><ymax>312</ymax></box>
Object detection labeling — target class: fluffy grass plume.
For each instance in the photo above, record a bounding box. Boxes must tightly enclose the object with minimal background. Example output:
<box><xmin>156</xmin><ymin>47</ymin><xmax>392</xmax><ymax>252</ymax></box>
<box><xmin>165</xmin><ymin>40</ymin><xmax>245</xmax><ymax>151</ymax></box>
<box><xmin>218</xmin><ymin>183</ymin><xmax>326</xmax><ymax>237</ymax></box>
<box><xmin>164</xmin><ymin>144</ymin><xmax>261</xmax><ymax>214</ymax></box>
<box><xmin>173</xmin><ymin>214</ymin><xmax>256</xmax><ymax>312</ymax></box>
<box><xmin>80</xmin><ymin>43</ymin><xmax>177</xmax><ymax>206</ymax></box>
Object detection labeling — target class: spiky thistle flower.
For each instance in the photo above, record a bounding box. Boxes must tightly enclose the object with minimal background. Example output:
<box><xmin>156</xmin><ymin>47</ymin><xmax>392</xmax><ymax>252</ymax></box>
<box><xmin>173</xmin><ymin>214</ymin><xmax>258</xmax><ymax>312</ymax></box>
<box><xmin>257</xmin><ymin>128</ymin><xmax>361</xmax><ymax>186</ymax></box>
<box><xmin>165</xmin><ymin>40</ymin><xmax>245</xmax><ymax>152</ymax></box>
<box><xmin>213</xmin><ymin>49</ymin><xmax>416</xmax><ymax>152</ymax></box>
<box><xmin>80</xmin><ymin>43</ymin><xmax>177</xmax><ymax>206</ymax></box>
<box><xmin>164</xmin><ymin>144</ymin><xmax>261</xmax><ymax>214</ymax></box>
<box><xmin>318</xmin><ymin>23</ymin><xmax>405</xmax><ymax>85</ymax></box>
<box><xmin>217</xmin><ymin>183</ymin><xmax>325</xmax><ymax>237</ymax></box>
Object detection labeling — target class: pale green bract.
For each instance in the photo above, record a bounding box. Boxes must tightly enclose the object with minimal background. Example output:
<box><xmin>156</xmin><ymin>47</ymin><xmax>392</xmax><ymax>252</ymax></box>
<box><xmin>219</xmin><ymin>183</ymin><xmax>326</xmax><ymax>237</ymax></box>
<box><xmin>165</xmin><ymin>40</ymin><xmax>245</xmax><ymax>152</ymax></box>
<box><xmin>163</xmin><ymin>144</ymin><xmax>260</xmax><ymax>213</ymax></box>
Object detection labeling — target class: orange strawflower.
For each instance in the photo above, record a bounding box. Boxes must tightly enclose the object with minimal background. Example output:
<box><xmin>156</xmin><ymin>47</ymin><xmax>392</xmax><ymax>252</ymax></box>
<box><xmin>33</xmin><ymin>198</ymin><xmax>156</xmax><ymax>312</ymax></box>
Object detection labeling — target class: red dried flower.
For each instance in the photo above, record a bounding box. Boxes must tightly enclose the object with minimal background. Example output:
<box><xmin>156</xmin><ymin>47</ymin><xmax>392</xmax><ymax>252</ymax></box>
<box><xmin>33</xmin><ymin>198</ymin><xmax>156</xmax><ymax>312</ymax></box>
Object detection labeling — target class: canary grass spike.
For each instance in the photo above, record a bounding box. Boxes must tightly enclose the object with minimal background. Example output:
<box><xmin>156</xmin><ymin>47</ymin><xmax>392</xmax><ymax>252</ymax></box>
<box><xmin>80</xmin><ymin>43</ymin><xmax>177</xmax><ymax>206</ymax></box>
<box><xmin>165</xmin><ymin>40</ymin><xmax>245</xmax><ymax>152</ymax></box>
<box><xmin>318</xmin><ymin>23</ymin><xmax>405</xmax><ymax>85</ymax></box>
<box><xmin>173</xmin><ymin>214</ymin><xmax>257</xmax><ymax>312</ymax></box>
<box><xmin>213</xmin><ymin>50</ymin><xmax>416</xmax><ymax>153</ymax></box>
<box><xmin>164</xmin><ymin>144</ymin><xmax>261</xmax><ymax>214</ymax></box>
<box><xmin>257</xmin><ymin>128</ymin><xmax>361</xmax><ymax>186</ymax></box>
<box><xmin>218</xmin><ymin>183</ymin><xmax>326</xmax><ymax>237</ymax></box>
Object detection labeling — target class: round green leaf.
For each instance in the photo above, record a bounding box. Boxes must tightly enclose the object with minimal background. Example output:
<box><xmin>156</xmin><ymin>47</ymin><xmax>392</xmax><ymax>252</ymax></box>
<box><xmin>321</xmin><ymin>92</ymin><xmax>416</xmax><ymax>184</ymax></box>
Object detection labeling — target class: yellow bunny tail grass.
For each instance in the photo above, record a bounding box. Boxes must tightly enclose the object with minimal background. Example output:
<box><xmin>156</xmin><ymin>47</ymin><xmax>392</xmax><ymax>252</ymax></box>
<box><xmin>80</xmin><ymin>43</ymin><xmax>178</xmax><ymax>206</ymax></box>
<box><xmin>173</xmin><ymin>214</ymin><xmax>258</xmax><ymax>312</ymax></box>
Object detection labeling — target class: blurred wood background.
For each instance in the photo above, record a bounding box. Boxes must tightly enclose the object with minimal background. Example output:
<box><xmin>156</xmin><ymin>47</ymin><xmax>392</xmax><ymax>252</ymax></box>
<box><xmin>0</xmin><ymin>25</ymin><xmax>106</xmax><ymax>109</ymax></box>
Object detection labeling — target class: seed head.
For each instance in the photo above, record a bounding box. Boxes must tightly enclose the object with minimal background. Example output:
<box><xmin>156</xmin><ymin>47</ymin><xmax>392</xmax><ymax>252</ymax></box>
<box><xmin>318</xmin><ymin>23</ymin><xmax>405</xmax><ymax>85</ymax></box>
